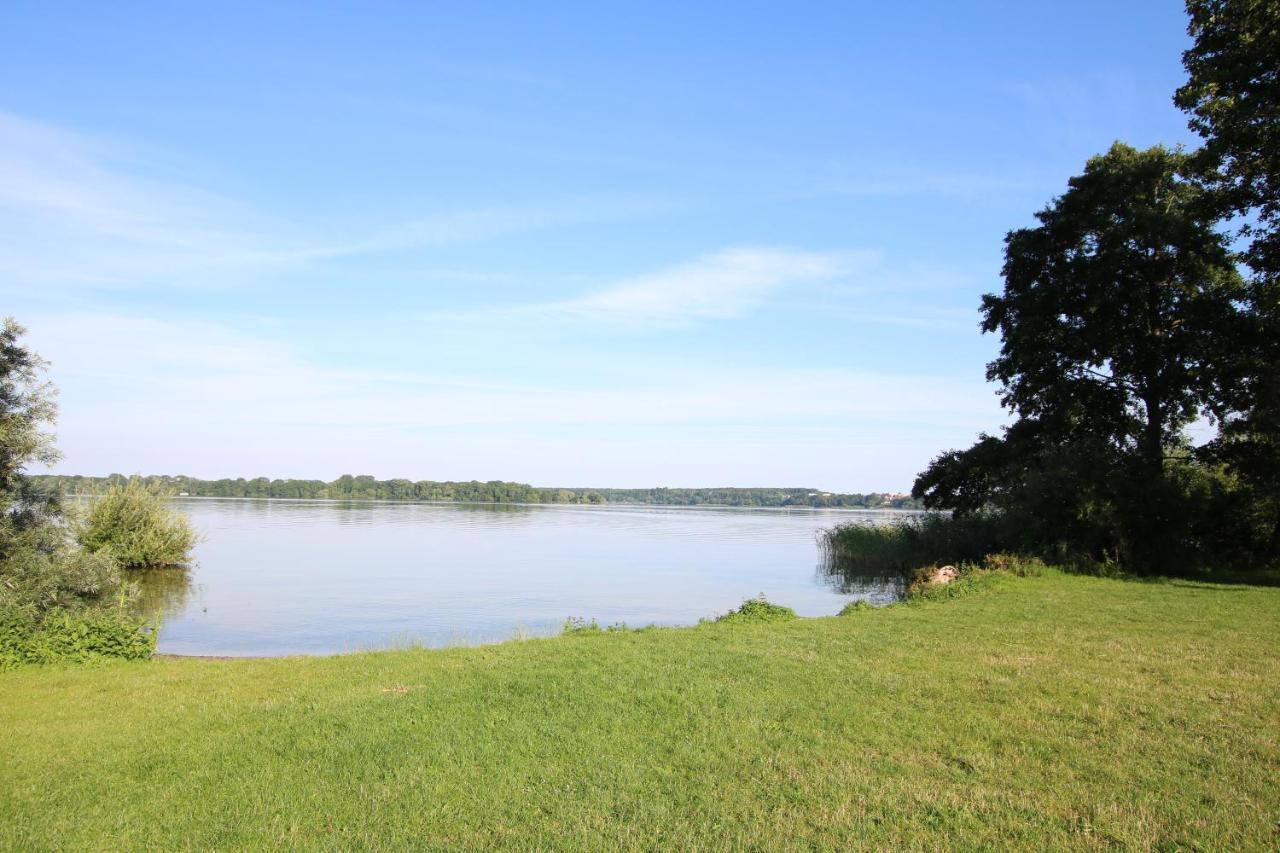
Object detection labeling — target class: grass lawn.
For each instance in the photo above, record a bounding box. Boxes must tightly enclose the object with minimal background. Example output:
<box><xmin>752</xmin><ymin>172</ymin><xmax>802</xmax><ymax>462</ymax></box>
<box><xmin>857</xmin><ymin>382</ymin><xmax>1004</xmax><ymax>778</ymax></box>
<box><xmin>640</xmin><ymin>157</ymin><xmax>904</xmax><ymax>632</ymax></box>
<box><xmin>2</xmin><ymin>571</ymin><xmax>1278</xmax><ymax>849</ymax></box>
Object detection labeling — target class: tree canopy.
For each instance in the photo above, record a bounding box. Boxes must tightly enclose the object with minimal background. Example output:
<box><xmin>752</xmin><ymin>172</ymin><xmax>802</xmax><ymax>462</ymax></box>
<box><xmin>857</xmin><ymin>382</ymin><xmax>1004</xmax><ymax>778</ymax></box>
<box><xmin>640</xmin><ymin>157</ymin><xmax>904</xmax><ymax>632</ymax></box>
<box><xmin>983</xmin><ymin>144</ymin><xmax>1244</xmax><ymax>475</ymax></box>
<box><xmin>1176</xmin><ymin>0</ymin><xmax>1280</xmax><ymax>280</ymax></box>
<box><xmin>0</xmin><ymin>318</ymin><xmax>61</xmax><ymax>531</ymax></box>
<box><xmin>913</xmin><ymin>145</ymin><xmax>1263</xmax><ymax>571</ymax></box>
<box><xmin>36</xmin><ymin>473</ymin><xmax>922</xmax><ymax>510</ymax></box>
<box><xmin>1177</xmin><ymin>0</ymin><xmax>1280</xmax><ymax>559</ymax></box>
<box><xmin>0</xmin><ymin>319</ymin><xmax>125</xmax><ymax>618</ymax></box>
<box><xmin>909</xmin><ymin>1</ymin><xmax>1280</xmax><ymax>574</ymax></box>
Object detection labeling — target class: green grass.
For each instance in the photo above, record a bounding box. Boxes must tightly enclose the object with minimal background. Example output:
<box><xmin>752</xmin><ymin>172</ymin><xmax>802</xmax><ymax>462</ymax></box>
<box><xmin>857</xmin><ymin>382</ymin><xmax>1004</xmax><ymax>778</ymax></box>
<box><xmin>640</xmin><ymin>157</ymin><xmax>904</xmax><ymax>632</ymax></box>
<box><xmin>2</xmin><ymin>571</ymin><xmax>1278</xmax><ymax>849</ymax></box>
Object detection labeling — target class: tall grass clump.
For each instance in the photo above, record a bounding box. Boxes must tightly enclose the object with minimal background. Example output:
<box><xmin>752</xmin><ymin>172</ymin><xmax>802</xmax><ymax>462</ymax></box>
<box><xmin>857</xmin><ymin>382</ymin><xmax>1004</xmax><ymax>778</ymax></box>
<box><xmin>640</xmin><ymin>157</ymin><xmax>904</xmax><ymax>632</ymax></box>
<box><xmin>822</xmin><ymin>513</ymin><xmax>1006</xmax><ymax>575</ymax></box>
<box><xmin>713</xmin><ymin>595</ymin><xmax>797</xmax><ymax>624</ymax></box>
<box><xmin>78</xmin><ymin>479</ymin><xmax>199</xmax><ymax>569</ymax></box>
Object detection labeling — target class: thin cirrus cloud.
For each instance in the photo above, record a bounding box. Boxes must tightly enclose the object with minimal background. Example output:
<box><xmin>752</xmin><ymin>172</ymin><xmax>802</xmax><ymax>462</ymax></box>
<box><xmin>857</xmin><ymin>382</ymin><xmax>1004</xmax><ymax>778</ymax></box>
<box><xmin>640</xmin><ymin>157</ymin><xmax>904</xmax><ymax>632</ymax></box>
<box><xmin>0</xmin><ymin>109</ymin><xmax>668</xmax><ymax>290</ymax></box>
<box><xmin>30</xmin><ymin>311</ymin><xmax>1002</xmax><ymax>485</ymax></box>
<box><xmin>5</xmin><ymin>106</ymin><xmax>1002</xmax><ymax>487</ymax></box>
<box><xmin>545</xmin><ymin>247</ymin><xmax>864</xmax><ymax>327</ymax></box>
<box><xmin>0</xmin><ymin>110</ymin><xmax>278</xmax><ymax>285</ymax></box>
<box><xmin>430</xmin><ymin>246</ymin><xmax>874</xmax><ymax>330</ymax></box>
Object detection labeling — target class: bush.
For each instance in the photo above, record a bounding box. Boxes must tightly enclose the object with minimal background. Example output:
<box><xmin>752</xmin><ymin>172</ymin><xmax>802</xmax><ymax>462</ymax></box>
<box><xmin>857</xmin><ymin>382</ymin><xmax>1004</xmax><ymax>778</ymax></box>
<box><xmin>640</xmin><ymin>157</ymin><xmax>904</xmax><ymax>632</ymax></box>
<box><xmin>838</xmin><ymin>600</ymin><xmax>875</xmax><ymax>616</ymax></box>
<box><xmin>902</xmin><ymin>564</ymin><xmax>1005</xmax><ymax>603</ymax></box>
<box><xmin>714</xmin><ymin>595</ymin><xmax>797</xmax><ymax>624</ymax></box>
<box><xmin>980</xmin><ymin>553</ymin><xmax>1049</xmax><ymax>577</ymax></box>
<box><xmin>78</xmin><ymin>479</ymin><xmax>198</xmax><ymax>568</ymax></box>
<box><xmin>0</xmin><ymin>504</ymin><xmax>156</xmax><ymax>670</ymax></box>
<box><xmin>901</xmin><ymin>554</ymin><xmax>1058</xmax><ymax>602</ymax></box>
<box><xmin>0</xmin><ymin>519</ymin><xmax>127</xmax><ymax>614</ymax></box>
<box><xmin>0</xmin><ymin>605</ymin><xmax>154</xmax><ymax>670</ymax></box>
<box><xmin>562</xmin><ymin>618</ymin><xmax>629</xmax><ymax>635</ymax></box>
<box><xmin>563</xmin><ymin>617</ymin><xmax>603</xmax><ymax>635</ymax></box>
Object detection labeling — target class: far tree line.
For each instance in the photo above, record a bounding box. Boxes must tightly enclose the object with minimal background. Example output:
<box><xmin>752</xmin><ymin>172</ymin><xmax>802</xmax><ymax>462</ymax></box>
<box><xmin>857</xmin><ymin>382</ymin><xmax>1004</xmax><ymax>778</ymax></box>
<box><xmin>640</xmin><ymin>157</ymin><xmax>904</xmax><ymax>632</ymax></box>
<box><xmin>36</xmin><ymin>474</ymin><xmax>924</xmax><ymax>510</ymax></box>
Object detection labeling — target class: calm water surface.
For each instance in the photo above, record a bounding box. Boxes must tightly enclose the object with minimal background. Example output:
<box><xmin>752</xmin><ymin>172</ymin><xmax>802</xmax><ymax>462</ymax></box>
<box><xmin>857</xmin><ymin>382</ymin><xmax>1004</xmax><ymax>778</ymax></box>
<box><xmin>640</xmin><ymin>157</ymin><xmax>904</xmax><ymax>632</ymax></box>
<box><xmin>139</xmin><ymin>498</ymin><xmax>910</xmax><ymax>656</ymax></box>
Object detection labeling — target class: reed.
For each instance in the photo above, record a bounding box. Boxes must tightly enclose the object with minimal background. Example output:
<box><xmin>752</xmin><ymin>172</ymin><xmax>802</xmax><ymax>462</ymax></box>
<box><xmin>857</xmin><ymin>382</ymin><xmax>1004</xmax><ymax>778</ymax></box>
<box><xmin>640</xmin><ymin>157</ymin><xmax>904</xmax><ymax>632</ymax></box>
<box><xmin>821</xmin><ymin>512</ymin><xmax>1005</xmax><ymax>574</ymax></box>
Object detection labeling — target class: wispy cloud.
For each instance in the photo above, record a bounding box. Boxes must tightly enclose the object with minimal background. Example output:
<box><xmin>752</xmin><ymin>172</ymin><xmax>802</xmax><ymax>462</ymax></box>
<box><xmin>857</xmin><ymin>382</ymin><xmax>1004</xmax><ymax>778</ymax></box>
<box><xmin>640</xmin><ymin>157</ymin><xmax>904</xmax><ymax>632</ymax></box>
<box><xmin>426</xmin><ymin>246</ymin><xmax>871</xmax><ymax>330</ymax></box>
<box><xmin>544</xmin><ymin>247</ymin><xmax>862</xmax><ymax>327</ymax></box>
<box><xmin>0</xmin><ymin>110</ymin><xmax>664</xmax><ymax>290</ymax></box>
<box><xmin>28</xmin><ymin>311</ymin><xmax>1002</xmax><ymax>485</ymax></box>
<box><xmin>303</xmin><ymin>197</ymin><xmax>669</xmax><ymax>260</ymax></box>
<box><xmin>0</xmin><ymin>110</ymin><xmax>279</xmax><ymax>286</ymax></box>
<box><xmin>31</xmin><ymin>311</ymin><xmax>995</xmax><ymax>427</ymax></box>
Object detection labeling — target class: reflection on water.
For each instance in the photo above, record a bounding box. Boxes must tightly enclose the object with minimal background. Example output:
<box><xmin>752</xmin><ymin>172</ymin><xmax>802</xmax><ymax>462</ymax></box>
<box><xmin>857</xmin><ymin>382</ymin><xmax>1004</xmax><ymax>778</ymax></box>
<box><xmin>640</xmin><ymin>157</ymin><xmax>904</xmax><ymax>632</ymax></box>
<box><xmin>148</xmin><ymin>498</ymin><xmax>918</xmax><ymax>656</ymax></box>
<box><xmin>817</xmin><ymin>555</ymin><xmax>908</xmax><ymax>602</ymax></box>
<box><xmin>131</xmin><ymin>568</ymin><xmax>199</xmax><ymax>623</ymax></box>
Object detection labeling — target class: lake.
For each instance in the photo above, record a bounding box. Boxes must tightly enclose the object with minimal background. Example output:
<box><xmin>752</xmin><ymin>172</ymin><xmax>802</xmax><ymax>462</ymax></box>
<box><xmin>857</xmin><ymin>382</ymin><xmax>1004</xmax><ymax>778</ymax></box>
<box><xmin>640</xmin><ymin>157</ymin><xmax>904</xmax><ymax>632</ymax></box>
<box><xmin>137</xmin><ymin>498</ymin><xmax>911</xmax><ymax>656</ymax></box>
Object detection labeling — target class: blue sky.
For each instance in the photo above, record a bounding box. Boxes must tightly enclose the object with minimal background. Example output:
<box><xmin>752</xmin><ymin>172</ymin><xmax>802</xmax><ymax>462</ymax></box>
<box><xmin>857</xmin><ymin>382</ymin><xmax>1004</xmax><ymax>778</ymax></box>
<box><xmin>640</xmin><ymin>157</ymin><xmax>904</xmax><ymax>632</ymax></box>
<box><xmin>3</xmin><ymin>2</ymin><xmax>1197</xmax><ymax>490</ymax></box>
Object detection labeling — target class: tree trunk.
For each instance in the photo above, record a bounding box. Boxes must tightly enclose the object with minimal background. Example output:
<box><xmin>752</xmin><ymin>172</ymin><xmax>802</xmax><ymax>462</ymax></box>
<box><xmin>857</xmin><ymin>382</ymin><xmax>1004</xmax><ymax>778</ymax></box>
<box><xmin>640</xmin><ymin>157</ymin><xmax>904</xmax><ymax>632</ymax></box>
<box><xmin>1141</xmin><ymin>393</ymin><xmax>1165</xmax><ymax>479</ymax></box>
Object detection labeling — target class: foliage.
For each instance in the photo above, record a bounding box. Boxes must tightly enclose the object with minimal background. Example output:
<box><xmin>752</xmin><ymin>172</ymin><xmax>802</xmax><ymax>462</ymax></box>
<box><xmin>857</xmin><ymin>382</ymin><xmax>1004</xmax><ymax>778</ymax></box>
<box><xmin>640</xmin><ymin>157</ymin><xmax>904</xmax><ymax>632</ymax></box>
<box><xmin>0</xmin><ymin>605</ymin><xmax>155</xmax><ymax>670</ymax></box>
<box><xmin>979</xmin><ymin>552</ymin><xmax>1050</xmax><ymax>577</ymax></box>
<box><xmin>822</xmin><ymin>514</ymin><xmax>1008</xmax><ymax>574</ymax></box>
<box><xmin>0</xmin><ymin>522</ymin><xmax>125</xmax><ymax>616</ymax></box>
<box><xmin>837</xmin><ymin>599</ymin><xmax>874</xmax><ymax>615</ymax></box>
<box><xmin>904</xmin><ymin>566</ymin><xmax>997</xmax><ymax>602</ymax></box>
<box><xmin>0</xmin><ymin>319</ymin><xmax>60</xmax><ymax>506</ymax></box>
<box><xmin>0</xmin><ymin>318</ymin><xmax>66</xmax><ymax>557</ymax></box>
<box><xmin>1177</xmin><ymin>0</ymin><xmax>1280</xmax><ymax>281</ymax></box>
<box><xmin>1177</xmin><ymin>0</ymin><xmax>1280</xmax><ymax>563</ymax></box>
<box><xmin>897</xmin><ymin>555</ymin><xmax>1052</xmax><ymax>601</ymax></box>
<box><xmin>36</xmin><ymin>473</ymin><xmax>923</xmax><ymax>510</ymax></box>
<box><xmin>911</xmin><ymin>144</ymin><xmax>1270</xmax><ymax>573</ymax></box>
<box><xmin>713</xmin><ymin>595</ymin><xmax>797</xmax><ymax>624</ymax></box>
<box><xmin>77</xmin><ymin>479</ymin><xmax>198</xmax><ymax>568</ymax></box>
<box><xmin>562</xmin><ymin>617</ymin><xmax>629</xmax><ymax>635</ymax></box>
<box><xmin>562</xmin><ymin>616</ymin><xmax>602</xmax><ymax>635</ymax></box>
<box><xmin>0</xmin><ymin>318</ymin><xmax>131</xmax><ymax>619</ymax></box>
<box><xmin>0</xmin><ymin>318</ymin><xmax>154</xmax><ymax>668</ymax></box>
<box><xmin>1</xmin><ymin>572</ymin><xmax>1276</xmax><ymax>848</ymax></box>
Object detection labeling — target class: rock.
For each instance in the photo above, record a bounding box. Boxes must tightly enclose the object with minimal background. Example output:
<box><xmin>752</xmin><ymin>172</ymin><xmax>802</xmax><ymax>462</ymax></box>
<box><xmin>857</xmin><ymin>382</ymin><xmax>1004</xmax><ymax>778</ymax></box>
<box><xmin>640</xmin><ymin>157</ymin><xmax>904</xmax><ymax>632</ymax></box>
<box><xmin>928</xmin><ymin>565</ymin><xmax>959</xmax><ymax>585</ymax></box>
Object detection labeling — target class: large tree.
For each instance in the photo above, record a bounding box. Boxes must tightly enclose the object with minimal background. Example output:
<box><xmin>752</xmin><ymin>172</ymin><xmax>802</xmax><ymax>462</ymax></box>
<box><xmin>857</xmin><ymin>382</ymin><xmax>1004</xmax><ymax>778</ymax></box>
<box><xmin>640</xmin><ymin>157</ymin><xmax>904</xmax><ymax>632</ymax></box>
<box><xmin>1176</xmin><ymin>0</ymin><xmax>1280</xmax><ymax>280</ymax></box>
<box><xmin>1176</xmin><ymin>0</ymin><xmax>1280</xmax><ymax>556</ymax></box>
<box><xmin>914</xmin><ymin>144</ymin><xmax>1247</xmax><ymax>570</ymax></box>
<box><xmin>0</xmin><ymin>318</ymin><xmax>62</xmax><ymax>535</ymax></box>
<box><xmin>0</xmin><ymin>319</ymin><xmax>122</xmax><ymax>615</ymax></box>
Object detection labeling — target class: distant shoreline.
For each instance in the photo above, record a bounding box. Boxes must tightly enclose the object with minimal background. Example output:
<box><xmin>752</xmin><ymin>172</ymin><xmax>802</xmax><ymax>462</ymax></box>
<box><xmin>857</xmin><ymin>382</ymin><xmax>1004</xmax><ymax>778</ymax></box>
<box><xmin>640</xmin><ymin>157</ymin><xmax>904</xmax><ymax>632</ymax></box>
<box><xmin>37</xmin><ymin>473</ymin><xmax>924</xmax><ymax>510</ymax></box>
<box><xmin>157</xmin><ymin>494</ymin><xmax>925</xmax><ymax>513</ymax></box>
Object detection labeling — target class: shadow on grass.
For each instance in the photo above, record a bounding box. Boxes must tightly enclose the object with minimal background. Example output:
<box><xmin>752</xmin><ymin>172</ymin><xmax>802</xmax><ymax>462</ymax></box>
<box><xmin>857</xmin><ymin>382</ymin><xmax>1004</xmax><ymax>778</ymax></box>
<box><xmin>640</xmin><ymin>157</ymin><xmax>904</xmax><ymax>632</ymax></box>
<box><xmin>820</xmin><ymin>514</ymin><xmax>1280</xmax><ymax>591</ymax></box>
<box><xmin>1132</xmin><ymin>569</ymin><xmax>1280</xmax><ymax>589</ymax></box>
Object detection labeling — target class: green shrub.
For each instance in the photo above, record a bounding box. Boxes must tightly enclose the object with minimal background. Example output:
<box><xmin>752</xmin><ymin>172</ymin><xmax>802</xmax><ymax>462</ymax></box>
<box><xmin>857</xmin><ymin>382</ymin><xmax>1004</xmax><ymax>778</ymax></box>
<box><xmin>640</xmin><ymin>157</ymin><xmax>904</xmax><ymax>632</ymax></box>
<box><xmin>0</xmin><ymin>521</ymin><xmax>127</xmax><ymax>614</ymax></box>
<box><xmin>981</xmin><ymin>553</ymin><xmax>1049</xmax><ymax>577</ymax></box>
<box><xmin>838</xmin><ymin>600</ymin><xmax>875</xmax><ymax>616</ymax></box>
<box><xmin>562</xmin><ymin>618</ymin><xmax>629</xmax><ymax>635</ymax></box>
<box><xmin>0</xmin><ymin>606</ymin><xmax>154</xmax><ymax>670</ymax></box>
<box><xmin>0</xmin><ymin>607</ymin><xmax>34</xmax><ymax>670</ymax></box>
<box><xmin>714</xmin><ymin>595</ymin><xmax>797</xmax><ymax>624</ymax></box>
<box><xmin>78</xmin><ymin>479</ymin><xmax>199</xmax><ymax>568</ymax></box>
